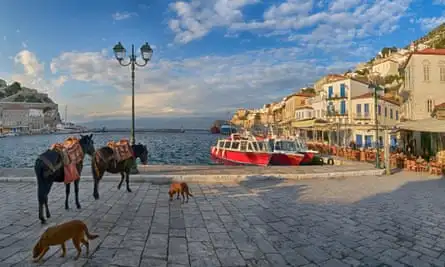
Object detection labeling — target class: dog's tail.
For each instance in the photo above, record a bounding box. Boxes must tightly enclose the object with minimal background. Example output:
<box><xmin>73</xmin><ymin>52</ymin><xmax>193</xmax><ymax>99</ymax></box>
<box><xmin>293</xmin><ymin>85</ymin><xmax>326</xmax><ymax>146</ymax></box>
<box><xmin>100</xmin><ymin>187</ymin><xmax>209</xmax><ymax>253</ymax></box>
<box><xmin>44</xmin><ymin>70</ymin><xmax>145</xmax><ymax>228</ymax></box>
<box><xmin>83</xmin><ymin>225</ymin><xmax>99</xmax><ymax>240</ymax></box>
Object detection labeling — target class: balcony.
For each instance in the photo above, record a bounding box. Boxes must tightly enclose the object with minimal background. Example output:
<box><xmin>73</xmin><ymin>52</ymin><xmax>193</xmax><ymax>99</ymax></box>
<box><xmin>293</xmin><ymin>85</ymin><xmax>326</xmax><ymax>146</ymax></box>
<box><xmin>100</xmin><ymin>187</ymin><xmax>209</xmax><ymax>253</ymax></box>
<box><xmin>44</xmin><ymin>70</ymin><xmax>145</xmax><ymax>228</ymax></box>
<box><xmin>354</xmin><ymin>112</ymin><xmax>371</xmax><ymax>120</ymax></box>
<box><xmin>326</xmin><ymin>94</ymin><xmax>347</xmax><ymax>100</ymax></box>
<box><xmin>326</xmin><ymin>111</ymin><xmax>348</xmax><ymax>117</ymax></box>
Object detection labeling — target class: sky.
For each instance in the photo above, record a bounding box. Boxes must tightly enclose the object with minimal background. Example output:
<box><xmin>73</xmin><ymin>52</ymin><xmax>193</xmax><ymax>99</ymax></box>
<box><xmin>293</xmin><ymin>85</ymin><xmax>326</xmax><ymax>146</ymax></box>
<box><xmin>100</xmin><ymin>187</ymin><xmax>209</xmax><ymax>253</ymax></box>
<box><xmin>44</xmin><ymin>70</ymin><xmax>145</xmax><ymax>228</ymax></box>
<box><xmin>0</xmin><ymin>0</ymin><xmax>444</xmax><ymax>124</ymax></box>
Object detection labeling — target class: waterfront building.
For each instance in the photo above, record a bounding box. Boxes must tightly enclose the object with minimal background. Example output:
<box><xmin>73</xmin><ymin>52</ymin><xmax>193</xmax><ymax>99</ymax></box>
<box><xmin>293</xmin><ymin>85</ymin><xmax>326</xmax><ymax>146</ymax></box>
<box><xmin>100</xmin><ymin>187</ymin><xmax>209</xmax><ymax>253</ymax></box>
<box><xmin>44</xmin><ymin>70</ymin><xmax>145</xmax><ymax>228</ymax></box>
<box><xmin>280</xmin><ymin>92</ymin><xmax>315</xmax><ymax>135</ymax></box>
<box><xmin>399</xmin><ymin>48</ymin><xmax>445</xmax><ymax>121</ymax></box>
<box><xmin>0</xmin><ymin>102</ymin><xmax>58</xmax><ymax>133</ymax></box>
<box><xmin>351</xmin><ymin>93</ymin><xmax>400</xmax><ymax>147</ymax></box>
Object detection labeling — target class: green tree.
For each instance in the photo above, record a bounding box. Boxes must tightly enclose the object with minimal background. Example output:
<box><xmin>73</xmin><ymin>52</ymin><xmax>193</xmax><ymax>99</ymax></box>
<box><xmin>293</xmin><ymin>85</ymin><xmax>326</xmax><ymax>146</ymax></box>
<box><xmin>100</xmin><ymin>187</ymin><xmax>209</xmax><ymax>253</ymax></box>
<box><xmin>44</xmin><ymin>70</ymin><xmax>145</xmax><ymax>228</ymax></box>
<box><xmin>4</xmin><ymin>82</ymin><xmax>22</xmax><ymax>96</ymax></box>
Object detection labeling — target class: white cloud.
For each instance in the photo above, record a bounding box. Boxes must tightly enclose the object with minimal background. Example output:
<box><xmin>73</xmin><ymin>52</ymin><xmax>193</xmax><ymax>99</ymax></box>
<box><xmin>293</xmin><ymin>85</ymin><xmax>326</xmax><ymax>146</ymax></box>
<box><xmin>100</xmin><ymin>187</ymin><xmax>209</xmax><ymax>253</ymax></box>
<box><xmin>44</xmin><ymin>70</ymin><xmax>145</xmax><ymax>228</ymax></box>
<box><xmin>14</xmin><ymin>50</ymin><xmax>44</xmax><ymax>77</ymax></box>
<box><xmin>112</xmin><ymin>11</ymin><xmax>138</xmax><ymax>21</ymax></box>
<box><xmin>49</xmin><ymin>47</ymin><xmax>359</xmax><ymax>119</ymax></box>
<box><xmin>168</xmin><ymin>0</ymin><xmax>258</xmax><ymax>44</ymax></box>
<box><xmin>21</xmin><ymin>41</ymin><xmax>28</xmax><ymax>48</ymax></box>
<box><xmin>10</xmin><ymin>50</ymin><xmax>65</xmax><ymax>96</ymax></box>
<box><xmin>168</xmin><ymin>0</ymin><xmax>413</xmax><ymax>51</ymax></box>
<box><xmin>232</xmin><ymin>0</ymin><xmax>413</xmax><ymax>49</ymax></box>
<box><xmin>418</xmin><ymin>16</ymin><xmax>445</xmax><ymax>30</ymax></box>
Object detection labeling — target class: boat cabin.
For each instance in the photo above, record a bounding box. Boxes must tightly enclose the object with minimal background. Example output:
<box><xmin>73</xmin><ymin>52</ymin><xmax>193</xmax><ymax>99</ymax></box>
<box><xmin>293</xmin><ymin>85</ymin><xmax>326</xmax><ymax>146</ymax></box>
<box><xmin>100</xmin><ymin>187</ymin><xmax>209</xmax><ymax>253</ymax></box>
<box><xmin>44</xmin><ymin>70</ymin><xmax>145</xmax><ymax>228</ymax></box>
<box><xmin>270</xmin><ymin>139</ymin><xmax>298</xmax><ymax>153</ymax></box>
<box><xmin>215</xmin><ymin>136</ymin><xmax>269</xmax><ymax>152</ymax></box>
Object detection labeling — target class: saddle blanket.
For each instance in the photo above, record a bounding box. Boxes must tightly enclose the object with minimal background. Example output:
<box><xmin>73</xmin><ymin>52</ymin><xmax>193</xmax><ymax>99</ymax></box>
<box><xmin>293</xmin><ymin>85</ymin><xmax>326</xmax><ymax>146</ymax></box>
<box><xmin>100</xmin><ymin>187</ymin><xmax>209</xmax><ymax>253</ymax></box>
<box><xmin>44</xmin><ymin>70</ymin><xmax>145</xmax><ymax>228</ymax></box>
<box><xmin>107</xmin><ymin>139</ymin><xmax>134</xmax><ymax>162</ymax></box>
<box><xmin>47</xmin><ymin>137</ymin><xmax>84</xmax><ymax>183</ymax></box>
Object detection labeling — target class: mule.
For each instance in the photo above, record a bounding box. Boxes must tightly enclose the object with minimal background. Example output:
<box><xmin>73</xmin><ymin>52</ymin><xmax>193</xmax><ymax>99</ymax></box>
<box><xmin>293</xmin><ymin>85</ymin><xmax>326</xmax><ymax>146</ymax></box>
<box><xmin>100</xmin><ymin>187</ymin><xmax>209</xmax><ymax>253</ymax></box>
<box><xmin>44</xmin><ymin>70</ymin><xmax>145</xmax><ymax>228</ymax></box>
<box><xmin>92</xmin><ymin>143</ymin><xmax>148</xmax><ymax>200</ymax></box>
<box><xmin>34</xmin><ymin>134</ymin><xmax>95</xmax><ymax>224</ymax></box>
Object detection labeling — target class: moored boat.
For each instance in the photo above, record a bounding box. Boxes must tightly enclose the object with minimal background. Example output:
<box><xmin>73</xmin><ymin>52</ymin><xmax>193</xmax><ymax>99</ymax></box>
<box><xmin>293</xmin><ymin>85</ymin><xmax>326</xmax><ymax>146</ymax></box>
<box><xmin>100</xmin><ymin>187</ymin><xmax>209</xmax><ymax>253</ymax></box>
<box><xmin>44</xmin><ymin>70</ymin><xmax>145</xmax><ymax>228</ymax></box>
<box><xmin>210</xmin><ymin>133</ymin><xmax>272</xmax><ymax>166</ymax></box>
<box><xmin>294</xmin><ymin>138</ymin><xmax>319</xmax><ymax>164</ymax></box>
<box><xmin>268</xmin><ymin>138</ymin><xmax>305</xmax><ymax>166</ymax></box>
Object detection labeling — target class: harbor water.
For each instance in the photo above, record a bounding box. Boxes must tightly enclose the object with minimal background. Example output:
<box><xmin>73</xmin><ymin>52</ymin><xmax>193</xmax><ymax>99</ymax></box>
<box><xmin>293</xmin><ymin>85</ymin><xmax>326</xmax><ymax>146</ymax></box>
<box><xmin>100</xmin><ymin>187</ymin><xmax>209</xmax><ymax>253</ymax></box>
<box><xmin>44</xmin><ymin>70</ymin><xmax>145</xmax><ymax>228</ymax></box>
<box><xmin>0</xmin><ymin>132</ymin><xmax>220</xmax><ymax>168</ymax></box>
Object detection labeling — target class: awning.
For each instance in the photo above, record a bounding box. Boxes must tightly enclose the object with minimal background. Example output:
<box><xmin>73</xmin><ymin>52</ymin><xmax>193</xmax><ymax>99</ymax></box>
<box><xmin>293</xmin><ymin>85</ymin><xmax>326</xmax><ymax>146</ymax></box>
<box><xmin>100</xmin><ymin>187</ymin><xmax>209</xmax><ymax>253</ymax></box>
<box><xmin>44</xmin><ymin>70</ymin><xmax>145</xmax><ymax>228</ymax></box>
<box><xmin>291</xmin><ymin>119</ymin><xmax>331</xmax><ymax>129</ymax></box>
<box><xmin>396</xmin><ymin>118</ymin><xmax>445</xmax><ymax>133</ymax></box>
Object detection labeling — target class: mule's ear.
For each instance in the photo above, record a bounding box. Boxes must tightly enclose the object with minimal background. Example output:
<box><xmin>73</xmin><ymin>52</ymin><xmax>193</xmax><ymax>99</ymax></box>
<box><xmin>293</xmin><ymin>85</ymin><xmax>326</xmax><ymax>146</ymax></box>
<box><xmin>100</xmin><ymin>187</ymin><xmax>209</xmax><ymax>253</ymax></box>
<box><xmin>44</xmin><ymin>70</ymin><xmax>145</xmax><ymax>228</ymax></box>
<box><xmin>89</xmin><ymin>134</ymin><xmax>93</xmax><ymax>139</ymax></box>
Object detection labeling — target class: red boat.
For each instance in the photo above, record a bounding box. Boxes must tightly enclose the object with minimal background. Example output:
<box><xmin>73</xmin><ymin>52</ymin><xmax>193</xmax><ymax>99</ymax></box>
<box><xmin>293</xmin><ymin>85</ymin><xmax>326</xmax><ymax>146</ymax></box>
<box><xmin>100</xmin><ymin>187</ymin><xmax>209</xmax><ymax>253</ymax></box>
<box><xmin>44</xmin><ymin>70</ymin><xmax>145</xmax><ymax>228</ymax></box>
<box><xmin>210</xmin><ymin>134</ymin><xmax>305</xmax><ymax>166</ymax></box>
<box><xmin>210</xmin><ymin>125</ymin><xmax>220</xmax><ymax>134</ymax></box>
<box><xmin>268</xmin><ymin>139</ymin><xmax>305</xmax><ymax>166</ymax></box>
<box><xmin>294</xmin><ymin>138</ymin><xmax>319</xmax><ymax>164</ymax></box>
<box><xmin>210</xmin><ymin>134</ymin><xmax>272</xmax><ymax>166</ymax></box>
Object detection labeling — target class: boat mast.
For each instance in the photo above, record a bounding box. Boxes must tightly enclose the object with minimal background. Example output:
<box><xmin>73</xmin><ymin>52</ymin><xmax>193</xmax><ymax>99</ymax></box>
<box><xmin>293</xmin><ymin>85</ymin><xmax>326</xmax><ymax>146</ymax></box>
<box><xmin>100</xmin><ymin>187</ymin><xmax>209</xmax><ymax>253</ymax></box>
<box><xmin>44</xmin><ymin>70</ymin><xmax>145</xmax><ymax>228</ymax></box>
<box><xmin>64</xmin><ymin>105</ymin><xmax>68</xmax><ymax>123</ymax></box>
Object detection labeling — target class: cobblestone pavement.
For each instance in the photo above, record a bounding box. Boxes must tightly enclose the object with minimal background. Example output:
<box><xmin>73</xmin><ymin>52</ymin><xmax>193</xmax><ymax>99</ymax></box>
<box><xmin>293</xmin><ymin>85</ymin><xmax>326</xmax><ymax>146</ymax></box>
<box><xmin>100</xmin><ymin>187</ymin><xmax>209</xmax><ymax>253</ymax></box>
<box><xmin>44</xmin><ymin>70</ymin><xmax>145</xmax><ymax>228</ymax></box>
<box><xmin>1</xmin><ymin>172</ymin><xmax>445</xmax><ymax>266</ymax></box>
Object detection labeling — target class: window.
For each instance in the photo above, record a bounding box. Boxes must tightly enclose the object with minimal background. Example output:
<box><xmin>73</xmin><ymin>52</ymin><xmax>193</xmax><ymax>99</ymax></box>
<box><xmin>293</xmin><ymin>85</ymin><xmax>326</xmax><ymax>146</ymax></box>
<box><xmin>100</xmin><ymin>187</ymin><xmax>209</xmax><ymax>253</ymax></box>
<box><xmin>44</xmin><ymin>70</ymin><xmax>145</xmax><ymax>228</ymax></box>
<box><xmin>364</xmin><ymin>104</ymin><xmax>369</xmax><ymax>114</ymax></box>
<box><xmin>396</xmin><ymin>111</ymin><xmax>399</xmax><ymax>120</ymax></box>
<box><xmin>423</xmin><ymin>62</ymin><xmax>430</xmax><ymax>81</ymax></box>
<box><xmin>356</xmin><ymin>104</ymin><xmax>361</xmax><ymax>114</ymax></box>
<box><xmin>384</xmin><ymin>107</ymin><xmax>388</xmax><ymax>117</ymax></box>
<box><xmin>328</xmin><ymin>86</ymin><xmax>333</xmax><ymax>98</ymax></box>
<box><xmin>378</xmin><ymin>105</ymin><xmax>381</xmax><ymax>115</ymax></box>
<box><xmin>340</xmin><ymin>101</ymin><xmax>346</xmax><ymax>114</ymax></box>
<box><xmin>427</xmin><ymin>99</ymin><xmax>433</xmax><ymax>113</ymax></box>
<box><xmin>340</xmin><ymin>84</ymin><xmax>346</xmax><ymax>97</ymax></box>
<box><xmin>440</xmin><ymin>67</ymin><xmax>445</xmax><ymax>82</ymax></box>
<box><xmin>405</xmin><ymin>69</ymin><xmax>410</xmax><ymax>89</ymax></box>
<box><xmin>390</xmin><ymin>109</ymin><xmax>393</xmax><ymax>119</ymax></box>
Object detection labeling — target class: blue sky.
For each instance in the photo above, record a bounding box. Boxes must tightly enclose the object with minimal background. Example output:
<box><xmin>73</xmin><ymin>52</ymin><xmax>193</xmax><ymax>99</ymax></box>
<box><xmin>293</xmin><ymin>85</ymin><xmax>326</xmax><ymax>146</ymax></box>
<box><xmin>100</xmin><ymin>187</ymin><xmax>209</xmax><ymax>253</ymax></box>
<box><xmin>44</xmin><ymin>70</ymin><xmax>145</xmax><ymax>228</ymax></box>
<box><xmin>0</xmin><ymin>0</ymin><xmax>444</xmax><ymax>122</ymax></box>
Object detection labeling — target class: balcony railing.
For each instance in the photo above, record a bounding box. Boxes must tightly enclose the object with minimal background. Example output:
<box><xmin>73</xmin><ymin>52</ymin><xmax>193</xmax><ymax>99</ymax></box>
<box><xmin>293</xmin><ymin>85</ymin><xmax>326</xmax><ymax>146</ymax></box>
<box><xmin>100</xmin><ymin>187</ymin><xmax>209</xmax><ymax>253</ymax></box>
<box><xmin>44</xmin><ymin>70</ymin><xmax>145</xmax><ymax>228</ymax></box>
<box><xmin>326</xmin><ymin>111</ymin><xmax>348</xmax><ymax>117</ymax></box>
<box><xmin>354</xmin><ymin>112</ymin><xmax>371</xmax><ymax>120</ymax></box>
<box><xmin>326</xmin><ymin>94</ymin><xmax>347</xmax><ymax>100</ymax></box>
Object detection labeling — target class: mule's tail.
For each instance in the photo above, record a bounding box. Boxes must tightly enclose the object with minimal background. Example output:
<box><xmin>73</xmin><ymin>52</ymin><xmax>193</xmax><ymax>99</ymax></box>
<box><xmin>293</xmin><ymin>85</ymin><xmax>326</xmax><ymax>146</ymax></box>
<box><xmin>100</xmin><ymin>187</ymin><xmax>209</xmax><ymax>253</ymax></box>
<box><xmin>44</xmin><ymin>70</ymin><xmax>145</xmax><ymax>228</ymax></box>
<box><xmin>188</xmin><ymin>187</ymin><xmax>193</xmax><ymax>197</ymax></box>
<box><xmin>83</xmin><ymin>224</ymin><xmax>99</xmax><ymax>240</ymax></box>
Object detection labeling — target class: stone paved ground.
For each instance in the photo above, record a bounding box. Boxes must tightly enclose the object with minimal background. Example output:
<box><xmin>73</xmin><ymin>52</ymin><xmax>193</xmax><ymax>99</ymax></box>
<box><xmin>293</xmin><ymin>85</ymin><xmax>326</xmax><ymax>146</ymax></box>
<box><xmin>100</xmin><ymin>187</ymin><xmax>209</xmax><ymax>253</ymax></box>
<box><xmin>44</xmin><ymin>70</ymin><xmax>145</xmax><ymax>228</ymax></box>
<box><xmin>1</xmin><ymin>172</ymin><xmax>445</xmax><ymax>266</ymax></box>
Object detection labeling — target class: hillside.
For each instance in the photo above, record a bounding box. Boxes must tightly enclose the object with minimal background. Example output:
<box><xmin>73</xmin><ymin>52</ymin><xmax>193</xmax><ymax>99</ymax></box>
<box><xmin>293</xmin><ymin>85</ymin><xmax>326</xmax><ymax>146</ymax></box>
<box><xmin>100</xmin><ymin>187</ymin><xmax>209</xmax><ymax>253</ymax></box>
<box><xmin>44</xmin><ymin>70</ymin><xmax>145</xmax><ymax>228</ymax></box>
<box><xmin>0</xmin><ymin>79</ymin><xmax>55</xmax><ymax>103</ymax></box>
<box><xmin>411</xmin><ymin>22</ymin><xmax>445</xmax><ymax>49</ymax></box>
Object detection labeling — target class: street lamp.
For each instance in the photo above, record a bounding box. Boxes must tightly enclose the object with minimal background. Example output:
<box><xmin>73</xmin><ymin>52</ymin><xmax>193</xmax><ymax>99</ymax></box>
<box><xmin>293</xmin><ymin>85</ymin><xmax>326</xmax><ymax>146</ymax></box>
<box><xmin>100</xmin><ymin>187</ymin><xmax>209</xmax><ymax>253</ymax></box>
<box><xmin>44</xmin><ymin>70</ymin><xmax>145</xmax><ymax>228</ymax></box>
<box><xmin>368</xmin><ymin>72</ymin><xmax>385</xmax><ymax>169</ymax></box>
<box><xmin>113</xmin><ymin>41</ymin><xmax>153</xmax><ymax>174</ymax></box>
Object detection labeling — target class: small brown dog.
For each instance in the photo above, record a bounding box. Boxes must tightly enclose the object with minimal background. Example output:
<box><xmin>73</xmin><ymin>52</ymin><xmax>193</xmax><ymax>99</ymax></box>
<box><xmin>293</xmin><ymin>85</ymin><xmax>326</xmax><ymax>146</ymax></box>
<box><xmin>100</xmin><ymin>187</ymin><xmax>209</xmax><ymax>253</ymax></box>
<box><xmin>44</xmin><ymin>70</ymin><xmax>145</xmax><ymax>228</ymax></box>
<box><xmin>169</xmin><ymin>182</ymin><xmax>193</xmax><ymax>203</ymax></box>
<box><xmin>33</xmin><ymin>219</ymin><xmax>99</xmax><ymax>262</ymax></box>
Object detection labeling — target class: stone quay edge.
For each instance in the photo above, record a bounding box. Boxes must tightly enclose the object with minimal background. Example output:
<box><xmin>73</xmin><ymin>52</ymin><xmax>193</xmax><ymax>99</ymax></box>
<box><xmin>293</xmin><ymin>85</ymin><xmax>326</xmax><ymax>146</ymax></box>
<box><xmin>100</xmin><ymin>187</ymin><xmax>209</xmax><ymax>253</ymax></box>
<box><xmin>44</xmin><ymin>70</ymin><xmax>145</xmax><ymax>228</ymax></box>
<box><xmin>0</xmin><ymin>163</ymin><xmax>384</xmax><ymax>183</ymax></box>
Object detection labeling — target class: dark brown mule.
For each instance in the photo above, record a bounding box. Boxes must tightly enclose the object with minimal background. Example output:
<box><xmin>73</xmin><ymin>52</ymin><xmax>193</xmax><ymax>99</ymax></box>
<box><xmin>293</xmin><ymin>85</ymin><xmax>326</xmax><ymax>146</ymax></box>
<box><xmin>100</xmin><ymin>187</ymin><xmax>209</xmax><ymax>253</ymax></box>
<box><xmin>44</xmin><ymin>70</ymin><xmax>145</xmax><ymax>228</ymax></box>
<box><xmin>34</xmin><ymin>134</ymin><xmax>95</xmax><ymax>224</ymax></box>
<box><xmin>92</xmin><ymin>143</ymin><xmax>148</xmax><ymax>200</ymax></box>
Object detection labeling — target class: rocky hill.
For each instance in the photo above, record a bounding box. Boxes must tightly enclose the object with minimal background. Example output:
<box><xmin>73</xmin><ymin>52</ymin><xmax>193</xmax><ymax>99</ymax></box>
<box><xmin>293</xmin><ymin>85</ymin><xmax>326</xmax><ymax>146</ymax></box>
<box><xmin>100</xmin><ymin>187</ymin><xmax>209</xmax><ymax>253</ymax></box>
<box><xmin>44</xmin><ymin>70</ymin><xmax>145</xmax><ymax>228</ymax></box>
<box><xmin>0</xmin><ymin>79</ymin><xmax>55</xmax><ymax>103</ymax></box>
<box><xmin>0</xmin><ymin>79</ymin><xmax>61</xmax><ymax>127</ymax></box>
<box><xmin>410</xmin><ymin>22</ymin><xmax>445</xmax><ymax>49</ymax></box>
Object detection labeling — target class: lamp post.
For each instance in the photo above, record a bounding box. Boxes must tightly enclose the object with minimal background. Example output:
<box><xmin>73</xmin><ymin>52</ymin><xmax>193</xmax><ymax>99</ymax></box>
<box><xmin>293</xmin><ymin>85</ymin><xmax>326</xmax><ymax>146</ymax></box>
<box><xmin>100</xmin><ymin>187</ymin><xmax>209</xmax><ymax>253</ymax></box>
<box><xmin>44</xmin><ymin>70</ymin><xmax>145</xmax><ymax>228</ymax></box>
<box><xmin>113</xmin><ymin>41</ymin><xmax>153</xmax><ymax>174</ymax></box>
<box><xmin>368</xmin><ymin>73</ymin><xmax>385</xmax><ymax>169</ymax></box>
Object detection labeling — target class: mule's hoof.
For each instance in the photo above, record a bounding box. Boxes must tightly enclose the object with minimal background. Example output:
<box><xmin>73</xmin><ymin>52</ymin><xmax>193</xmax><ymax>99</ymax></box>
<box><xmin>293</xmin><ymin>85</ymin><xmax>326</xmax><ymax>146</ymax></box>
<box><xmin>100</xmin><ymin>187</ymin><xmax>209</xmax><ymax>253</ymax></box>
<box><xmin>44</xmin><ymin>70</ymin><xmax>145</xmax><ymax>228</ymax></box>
<box><xmin>93</xmin><ymin>194</ymin><xmax>99</xmax><ymax>200</ymax></box>
<box><xmin>76</xmin><ymin>204</ymin><xmax>81</xmax><ymax>209</ymax></box>
<box><xmin>46</xmin><ymin>213</ymin><xmax>51</xmax><ymax>218</ymax></box>
<box><xmin>127</xmin><ymin>188</ymin><xmax>132</xmax><ymax>193</ymax></box>
<box><xmin>40</xmin><ymin>219</ymin><xmax>47</xmax><ymax>224</ymax></box>
<box><xmin>117</xmin><ymin>185</ymin><xmax>121</xmax><ymax>190</ymax></box>
<box><xmin>65</xmin><ymin>206</ymin><xmax>70</xmax><ymax>210</ymax></box>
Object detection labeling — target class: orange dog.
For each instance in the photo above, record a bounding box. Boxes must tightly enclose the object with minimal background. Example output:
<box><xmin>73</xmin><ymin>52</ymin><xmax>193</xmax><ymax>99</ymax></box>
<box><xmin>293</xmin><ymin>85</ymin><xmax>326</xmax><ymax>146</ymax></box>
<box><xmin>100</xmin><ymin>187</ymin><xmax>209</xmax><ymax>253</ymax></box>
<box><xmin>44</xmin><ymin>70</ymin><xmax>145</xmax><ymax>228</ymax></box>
<box><xmin>169</xmin><ymin>182</ymin><xmax>193</xmax><ymax>203</ymax></box>
<box><xmin>33</xmin><ymin>220</ymin><xmax>99</xmax><ymax>262</ymax></box>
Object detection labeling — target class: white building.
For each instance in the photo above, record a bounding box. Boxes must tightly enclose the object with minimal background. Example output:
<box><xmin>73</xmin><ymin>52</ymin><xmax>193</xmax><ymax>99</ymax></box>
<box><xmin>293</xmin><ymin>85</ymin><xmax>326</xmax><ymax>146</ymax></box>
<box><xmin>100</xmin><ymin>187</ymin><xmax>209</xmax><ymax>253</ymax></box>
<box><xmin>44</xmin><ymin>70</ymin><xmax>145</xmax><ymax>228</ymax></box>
<box><xmin>400</xmin><ymin>48</ymin><xmax>445</xmax><ymax>121</ymax></box>
<box><xmin>351</xmin><ymin>92</ymin><xmax>401</xmax><ymax>147</ymax></box>
<box><xmin>294</xmin><ymin>106</ymin><xmax>314</xmax><ymax>121</ymax></box>
<box><xmin>371</xmin><ymin>58</ymin><xmax>400</xmax><ymax>77</ymax></box>
<box><xmin>323</xmin><ymin>76</ymin><xmax>370</xmax><ymax>124</ymax></box>
<box><xmin>307</xmin><ymin>92</ymin><xmax>327</xmax><ymax>120</ymax></box>
<box><xmin>0</xmin><ymin>102</ymin><xmax>57</xmax><ymax>133</ymax></box>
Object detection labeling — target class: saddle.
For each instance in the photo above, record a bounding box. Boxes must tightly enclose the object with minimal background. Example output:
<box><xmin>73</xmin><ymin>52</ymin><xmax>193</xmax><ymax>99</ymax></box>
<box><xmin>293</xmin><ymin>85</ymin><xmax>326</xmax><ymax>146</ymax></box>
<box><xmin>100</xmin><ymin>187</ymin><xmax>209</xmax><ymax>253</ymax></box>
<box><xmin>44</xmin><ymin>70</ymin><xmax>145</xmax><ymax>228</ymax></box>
<box><xmin>50</xmin><ymin>137</ymin><xmax>84</xmax><ymax>165</ymax></box>
<box><xmin>107</xmin><ymin>139</ymin><xmax>134</xmax><ymax>163</ymax></box>
<box><xmin>39</xmin><ymin>137</ymin><xmax>84</xmax><ymax>184</ymax></box>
